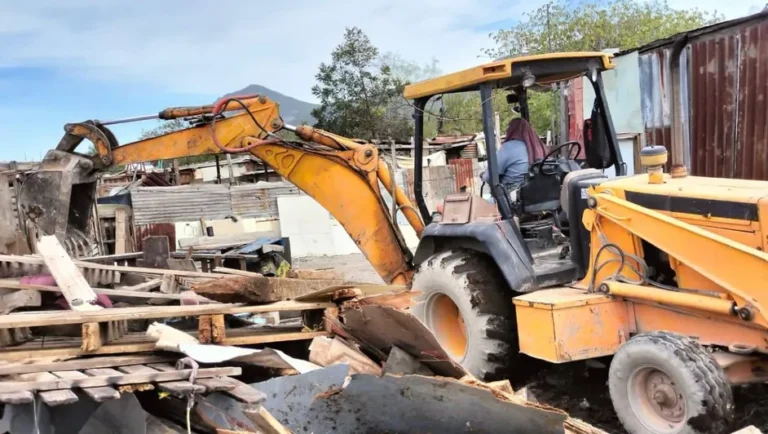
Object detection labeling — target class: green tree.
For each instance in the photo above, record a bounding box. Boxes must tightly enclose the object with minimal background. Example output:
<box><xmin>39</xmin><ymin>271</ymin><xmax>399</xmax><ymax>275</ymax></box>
<box><xmin>138</xmin><ymin>119</ymin><xmax>186</xmax><ymax>140</ymax></box>
<box><xmin>312</xmin><ymin>28</ymin><xmax>410</xmax><ymax>140</ymax></box>
<box><xmin>485</xmin><ymin>0</ymin><xmax>723</xmax><ymax>136</ymax></box>
<box><xmin>486</xmin><ymin>0</ymin><xmax>722</xmax><ymax>58</ymax></box>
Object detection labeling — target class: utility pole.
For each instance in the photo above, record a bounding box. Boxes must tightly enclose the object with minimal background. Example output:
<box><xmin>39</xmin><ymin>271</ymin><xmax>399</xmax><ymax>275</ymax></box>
<box><xmin>547</xmin><ymin>2</ymin><xmax>558</xmax><ymax>145</ymax></box>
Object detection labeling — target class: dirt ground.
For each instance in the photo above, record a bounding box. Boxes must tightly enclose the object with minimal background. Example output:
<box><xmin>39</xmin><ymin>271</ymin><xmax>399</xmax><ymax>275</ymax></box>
<box><xmin>293</xmin><ymin>253</ymin><xmax>383</xmax><ymax>284</ymax></box>
<box><xmin>293</xmin><ymin>253</ymin><xmax>768</xmax><ymax>433</ymax></box>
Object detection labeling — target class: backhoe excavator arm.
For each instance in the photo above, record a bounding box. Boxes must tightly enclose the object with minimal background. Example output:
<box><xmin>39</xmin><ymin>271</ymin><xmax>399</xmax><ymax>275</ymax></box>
<box><xmin>59</xmin><ymin>96</ymin><xmax>421</xmax><ymax>285</ymax></box>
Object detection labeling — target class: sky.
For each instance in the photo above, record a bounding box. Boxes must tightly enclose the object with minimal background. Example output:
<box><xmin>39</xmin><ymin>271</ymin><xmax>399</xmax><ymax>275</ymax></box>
<box><xmin>0</xmin><ymin>0</ymin><xmax>762</xmax><ymax>161</ymax></box>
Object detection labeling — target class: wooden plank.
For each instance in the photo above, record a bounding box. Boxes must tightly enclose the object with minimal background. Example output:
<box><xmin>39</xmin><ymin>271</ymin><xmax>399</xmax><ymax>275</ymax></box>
<box><xmin>0</xmin><ymin>288</ymin><xmax>41</xmax><ymax>315</ymax></box>
<box><xmin>0</xmin><ymin>354</ymin><xmax>175</xmax><ymax>376</ymax></box>
<box><xmin>221</xmin><ymin>377</ymin><xmax>266</xmax><ymax>404</ymax></box>
<box><xmin>34</xmin><ymin>372</ymin><xmax>79</xmax><ymax>406</ymax></box>
<box><xmin>51</xmin><ymin>370</ymin><xmax>120</xmax><ymax>402</ymax></box>
<box><xmin>211</xmin><ymin>314</ymin><xmax>226</xmax><ymax>344</ymax></box>
<box><xmin>0</xmin><ymin>366</ymin><xmax>242</xmax><ymax>393</ymax></box>
<box><xmin>0</xmin><ymin>176</ymin><xmax>14</xmax><ymax>228</ymax></box>
<box><xmin>166</xmin><ymin>258</ymin><xmax>197</xmax><ymax>272</ymax></box>
<box><xmin>223</xmin><ymin>330</ymin><xmax>328</xmax><ymax>346</ymax></box>
<box><xmin>0</xmin><ymin>254</ymin><xmax>218</xmax><ymax>279</ymax></box>
<box><xmin>116</xmin><ymin>364</ymin><xmax>159</xmax><ymax>375</ymax></box>
<box><xmin>119</xmin><ymin>278</ymin><xmax>162</xmax><ymax>292</ymax></box>
<box><xmin>0</xmin><ymin>329</ymin><xmax>327</xmax><ymax>362</ymax></box>
<box><xmin>84</xmin><ymin>367</ymin><xmax>126</xmax><ymax>376</ymax></box>
<box><xmin>192</xmin><ymin>276</ymin><xmax>349</xmax><ymax>304</ymax></box>
<box><xmin>0</xmin><ymin>390</ymin><xmax>34</xmax><ymax>404</ymax></box>
<box><xmin>81</xmin><ymin>322</ymin><xmax>102</xmax><ymax>351</ymax></box>
<box><xmin>142</xmin><ymin>236</ymin><xmax>169</xmax><ymax>268</ymax></box>
<box><xmin>144</xmin><ymin>363</ymin><xmax>175</xmax><ymax>372</ymax></box>
<box><xmin>159</xmin><ymin>274</ymin><xmax>177</xmax><ymax>294</ymax></box>
<box><xmin>115</xmin><ymin>208</ymin><xmax>128</xmax><ymax>254</ymax></box>
<box><xmin>243</xmin><ymin>406</ymin><xmax>292</xmax><ymax>434</ymax></box>
<box><xmin>194</xmin><ymin>377</ymin><xmax>237</xmax><ymax>392</ymax></box>
<box><xmin>198</xmin><ymin>315</ymin><xmax>213</xmax><ymax>344</ymax></box>
<box><xmin>139</xmin><ymin>363</ymin><xmax>223</xmax><ymax>396</ymax></box>
<box><xmin>79</xmin><ymin>252</ymin><xmax>142</xmax><ymax>263</ymax></box>
<box><xmin>40</xmin><ymin>389</ymin><xmax>80</xmax><ymax>406</ymax></box>
<box><xmin>36</xmin><ymin>236</ymin><xmax>101</xmax><ymax>311</ymax></box>
<box><xmin>157</xmin><ymin>381</ymin><xmax>205</xmax><ymax>397</ymax></box>
<box><xmin>213</xmin><ymin>266</ymin><xmax>262</xmax><ymax>277</ymax></box>
<box><xmin>0</xmin><ymin>280</ymin><xmax>215</xmax><ymax>303</ymax></box>
<box><xmin>0</xmin><ymin>300</ymin><xmax>332</xmax><ymax>329</ymax></box>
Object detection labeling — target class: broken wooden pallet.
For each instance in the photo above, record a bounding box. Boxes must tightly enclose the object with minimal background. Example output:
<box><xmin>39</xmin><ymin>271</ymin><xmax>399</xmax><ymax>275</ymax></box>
<box><xmin>0</xmin><ymin>360</ymin><xmax>253</xmax><ymax>407</ymax></box>
<box><xmin>0</xmin><ymin>299</ymin><xmax>334</xmax><ymax>362</ymax></box>
<box><xmin>0</xmin><ymin>328</ymin><xmax>330</xmax><ymax>362</ymax></box>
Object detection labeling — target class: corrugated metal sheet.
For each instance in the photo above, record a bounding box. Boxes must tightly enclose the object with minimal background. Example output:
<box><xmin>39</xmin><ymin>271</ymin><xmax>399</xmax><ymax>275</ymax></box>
<box><xmin>403</xmin><ymin>165</ymin><xmax>458</xmax><ymax>211</ymax></box>
<box><xmin>131</xmin><ymin>183</ymin><xmax>302</xmax><ymax>225</ymax></box>
<box><xmin>638</xmin><ymin>12</ymin><xmax>768</xmax><ymax>180</ymax></box>
<box><xmin>639</xmin><ymin>48</ymin><xmax>675</xmax><ymax>165</ymax></box>
<box><xmin>449</xmin><ymin>159</ymin><xmax>475</xmax><ymax>193</ymax></box>
<box><xmin>231</xmin><ymin>183</ymin><xmax>300</xmax><ymax>220</ymax></box>
<box><xmin>132</xmin><ymin>185</ymin><xmax>231</xmax><ymax>225</ymax></box>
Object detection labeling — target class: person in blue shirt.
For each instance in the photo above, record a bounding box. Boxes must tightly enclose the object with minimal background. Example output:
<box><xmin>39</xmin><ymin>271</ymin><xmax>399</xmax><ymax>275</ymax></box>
<box><xmin>482</xmin><ymin>118</ymin><xmax>547</xmax><ymax>189</ymax></box>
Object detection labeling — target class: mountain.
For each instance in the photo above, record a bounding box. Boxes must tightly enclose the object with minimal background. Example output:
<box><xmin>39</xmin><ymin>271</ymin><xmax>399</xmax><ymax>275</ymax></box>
<box><xmin>226</xmin><ymin>85</ymin><xmax>317</xmax><ymax>125</ymax></box>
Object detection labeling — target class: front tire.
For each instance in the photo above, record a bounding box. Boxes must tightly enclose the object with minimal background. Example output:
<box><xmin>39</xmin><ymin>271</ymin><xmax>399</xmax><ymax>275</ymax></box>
<box><xmin>608</xmin><ymin>332</ymin><xmax>733</xmax><ymax>434</ymax></box>
<box><xmin>411</xmin><ymin>250</ymin><xmax>516</xmax><ymax>380</ymax></box>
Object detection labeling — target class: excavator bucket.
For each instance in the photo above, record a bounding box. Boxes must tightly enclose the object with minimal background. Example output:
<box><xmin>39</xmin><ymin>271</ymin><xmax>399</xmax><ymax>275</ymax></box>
<box><xmin>10</xmin><ymin>150</ymin><xmax>99</xmax><ymax>257</ymax></box>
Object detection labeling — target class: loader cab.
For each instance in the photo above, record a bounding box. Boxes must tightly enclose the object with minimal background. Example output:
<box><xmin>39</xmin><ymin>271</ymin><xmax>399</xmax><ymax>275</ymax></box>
<box><xmin>405</xmin><ymin>52</ymin><xmax>625</xmax><ymax>289</ymax></box>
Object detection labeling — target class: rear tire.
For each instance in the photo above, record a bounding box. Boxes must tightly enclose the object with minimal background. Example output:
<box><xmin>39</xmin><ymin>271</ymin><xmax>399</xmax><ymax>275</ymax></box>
<box><xmin>608</xmin><ymin>332</ymin><xmax>733</xmax><ymax>434</ymax></box>
<box><xmin>411</xmin><ymin>250</ymin><xmax>516</xmax><ymax>380</ymax></box>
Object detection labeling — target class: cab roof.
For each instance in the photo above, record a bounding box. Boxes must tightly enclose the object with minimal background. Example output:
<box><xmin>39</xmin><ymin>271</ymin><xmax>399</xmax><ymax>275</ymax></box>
<box><xmin>403</xmin><ymin>52</ymin><xmax>614</xmax><ymax>100</ymax></box>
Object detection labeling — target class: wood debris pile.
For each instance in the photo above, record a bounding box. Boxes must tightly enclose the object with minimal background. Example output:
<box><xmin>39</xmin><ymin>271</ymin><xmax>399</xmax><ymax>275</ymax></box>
<box><xmin>0</xmin><ymin>234</ymin><xmax>612</xmax><ymax>433</ymax></box>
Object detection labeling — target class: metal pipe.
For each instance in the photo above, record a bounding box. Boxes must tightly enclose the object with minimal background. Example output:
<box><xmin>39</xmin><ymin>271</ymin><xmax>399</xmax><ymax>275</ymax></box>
<box><xmin>96</xmin><ymin>114</ymin><xmax>159</xmax><ymax>126</ymax></box>
<box><xmin>480</xmin><ymin>83</ymin><xmax>512</xmax><ymax>220</ymax></box>
<box><xmin>390</xmin><ymin>141</ymin><xmax>398</xmax><ymax>225</ymax></box>
<box><xmin>669</xmin><ymin>35</ymin><xmax>690</xmax><ymax>178</ymax></box>
<box><xmin>377</xmin><ymin>161</ymin><xmax>424</xmax><ymax>237</ymax></box>
<box><xmin>602</xmin><ymin>281</ymin><xmax>736</xmax><ymax>316</ymax></box>
<box><xmin>591</xmin><ymin>71</ymin><xmax>626</xmax><ymax>176</ymax></box>
<box><xmin>412</xmin><ymin>98</ymin><xmax>431</xmax><ymax>224</ymax></box>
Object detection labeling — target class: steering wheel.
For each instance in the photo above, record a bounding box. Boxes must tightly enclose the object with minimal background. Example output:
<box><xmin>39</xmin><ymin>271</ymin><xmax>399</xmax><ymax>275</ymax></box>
<box><xmin>533</xmin><ymin>141</ymin><xmax>582</xmax><ymax>176</ymax></box>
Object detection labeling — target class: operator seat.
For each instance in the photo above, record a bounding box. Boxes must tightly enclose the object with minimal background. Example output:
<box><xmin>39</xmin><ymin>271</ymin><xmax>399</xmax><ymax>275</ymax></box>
<box><xmin>518</xmin><ymin>167</ymin><xmax>562</xmax><ymax>214</ymax></box>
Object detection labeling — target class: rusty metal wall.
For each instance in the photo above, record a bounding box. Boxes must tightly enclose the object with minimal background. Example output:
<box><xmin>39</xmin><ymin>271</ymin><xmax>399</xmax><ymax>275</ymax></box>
<box><xmin>449</xmin><ymin>159</ymin><xmax>475</xmax><ymax>193</ymax></box>
<box><xmin>638</xmin><ymin>13</ymin><xmax>768</xmax><ymax>179</ymax></box>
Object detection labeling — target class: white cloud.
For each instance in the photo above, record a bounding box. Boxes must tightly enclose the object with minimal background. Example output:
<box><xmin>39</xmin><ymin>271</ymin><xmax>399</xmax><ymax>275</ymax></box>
<box><xmin>0</xmin><ymin>0</ymin><xmax>537</xmax><ymax>101</ymax></box>
<box><xmin>0</xmin><ymin>0</ymin><xmax>757</xmax><ymax>102</ymax></box>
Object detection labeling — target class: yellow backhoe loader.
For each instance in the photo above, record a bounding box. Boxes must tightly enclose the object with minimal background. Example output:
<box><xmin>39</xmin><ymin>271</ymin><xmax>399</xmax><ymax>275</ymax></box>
<box><xmin>16</xmin><ymin>51</ymin><xmax>768</xmax><ymax>434</ymax></box>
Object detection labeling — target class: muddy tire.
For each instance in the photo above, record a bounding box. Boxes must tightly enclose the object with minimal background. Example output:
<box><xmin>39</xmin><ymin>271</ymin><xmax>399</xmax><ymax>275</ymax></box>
<box><xmin>411</xmin><ymin>250</ymin><xmax>516</xmax><ymax>380</ymax></box>
<box><xmin>608</xmin><ymin>332</ymin><xmax>733</xmax><ymax>434</ymax></box>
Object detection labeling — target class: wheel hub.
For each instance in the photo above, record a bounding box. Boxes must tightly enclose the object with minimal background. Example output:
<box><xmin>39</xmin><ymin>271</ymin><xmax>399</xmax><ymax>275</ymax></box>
<box><xmin>629</xmin><ymin>367</ymin><xmax>686</xmax><ymax>432</ymax></box>
<box><xmin>426</xmin><ymin>294</ymin><xmax>467</xmax><ymax>360</ymax></box>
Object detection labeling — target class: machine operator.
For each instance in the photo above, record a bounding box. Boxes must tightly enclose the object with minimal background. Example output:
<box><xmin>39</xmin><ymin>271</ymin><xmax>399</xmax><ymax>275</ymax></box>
<box><xmin>482</xmin><ymin>118</ymin><xmax>546</xmax><ymax>190</ymax></box>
